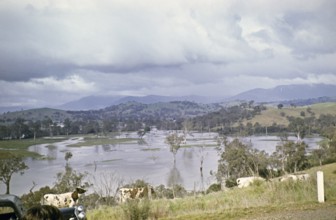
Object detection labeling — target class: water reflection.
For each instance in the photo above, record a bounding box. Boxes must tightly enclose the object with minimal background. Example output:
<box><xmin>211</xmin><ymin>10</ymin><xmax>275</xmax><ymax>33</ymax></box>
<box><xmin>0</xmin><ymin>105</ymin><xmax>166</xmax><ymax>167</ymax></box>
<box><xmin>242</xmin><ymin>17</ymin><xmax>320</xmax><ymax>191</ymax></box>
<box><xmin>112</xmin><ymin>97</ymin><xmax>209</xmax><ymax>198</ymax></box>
<box><xmin>6</xmin><ymin>132</ymin><xmax>322</xmax><ymax>196</ymax></box>
<box><xmin>167</xmin><ymin>164</ymin><xmax>183</xmax><ymax>187</ymax></box>
<box><xmin>102</xmin><ymin>144</ymin><xmax>111</xmax><ymax>152</ymax></box>
<box><xmin>46</xmin><ymin>145</ymin><xmax>57</xmax><ymax>159</ymax></box>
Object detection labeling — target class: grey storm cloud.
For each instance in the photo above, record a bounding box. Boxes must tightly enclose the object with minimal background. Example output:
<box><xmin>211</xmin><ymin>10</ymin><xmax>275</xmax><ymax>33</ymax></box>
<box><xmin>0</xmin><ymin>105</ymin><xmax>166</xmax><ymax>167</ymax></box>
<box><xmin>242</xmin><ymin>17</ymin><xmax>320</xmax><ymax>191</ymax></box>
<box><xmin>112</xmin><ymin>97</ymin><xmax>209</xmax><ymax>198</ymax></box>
<box><xmin>273</xmin><ymin>9</ymin><xmax>336</xmax><ymax>59</ymax></box>
<box><xmin>0</xmin><ymin>0</ymin><xmax>335</xmax><ymax>107</ymax></box>
<box><xmin>0</xmin><ymin>1</ymin><xmax>258</xmax><ymax>79</ymax></box>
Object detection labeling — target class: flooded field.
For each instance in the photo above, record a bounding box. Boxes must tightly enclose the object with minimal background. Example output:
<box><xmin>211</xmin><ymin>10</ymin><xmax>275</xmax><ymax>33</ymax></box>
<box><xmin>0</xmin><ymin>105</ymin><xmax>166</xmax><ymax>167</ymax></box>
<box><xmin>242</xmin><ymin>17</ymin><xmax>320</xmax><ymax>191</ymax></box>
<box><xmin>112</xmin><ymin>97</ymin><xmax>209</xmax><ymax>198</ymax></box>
<box><xmin>4</xmin><ymin>131</ymin><xmax>322</xmax><ymax>196</ymax></box>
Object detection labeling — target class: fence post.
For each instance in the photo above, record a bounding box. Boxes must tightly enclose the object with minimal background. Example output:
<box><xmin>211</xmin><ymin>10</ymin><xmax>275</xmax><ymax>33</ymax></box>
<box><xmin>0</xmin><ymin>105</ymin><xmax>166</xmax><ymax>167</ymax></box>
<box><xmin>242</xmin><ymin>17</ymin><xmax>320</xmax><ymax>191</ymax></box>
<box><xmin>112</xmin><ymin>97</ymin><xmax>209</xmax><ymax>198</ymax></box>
<box><xmin>317</xmin><ymin>171</ymin><xmax>324</xmax><ymax>203</ymax></box>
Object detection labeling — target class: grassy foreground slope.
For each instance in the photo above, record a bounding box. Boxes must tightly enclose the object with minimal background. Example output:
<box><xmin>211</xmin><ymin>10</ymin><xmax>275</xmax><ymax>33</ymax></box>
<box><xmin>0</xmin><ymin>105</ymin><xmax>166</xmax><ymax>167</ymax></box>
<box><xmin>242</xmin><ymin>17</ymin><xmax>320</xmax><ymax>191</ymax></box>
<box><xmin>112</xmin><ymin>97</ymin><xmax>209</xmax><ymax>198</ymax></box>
<box><xmin>246</xmin><ymin>102</ymin><xmax>336</xmax><ymax>127</ymax></box>
<box><xmin>87</xmin><ymin>163</ymin><xmax>336</xmax><ymax>220</ymax></box>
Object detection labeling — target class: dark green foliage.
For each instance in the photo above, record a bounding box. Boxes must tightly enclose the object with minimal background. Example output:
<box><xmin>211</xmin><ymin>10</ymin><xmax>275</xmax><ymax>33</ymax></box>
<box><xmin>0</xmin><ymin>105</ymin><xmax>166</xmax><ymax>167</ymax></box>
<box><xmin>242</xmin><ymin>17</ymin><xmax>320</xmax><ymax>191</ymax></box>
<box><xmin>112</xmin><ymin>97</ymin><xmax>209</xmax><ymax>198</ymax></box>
<box><xmin>53</xmin><ymin>163</ymin><xmax>91</xmax><ymax>193</ymax></box>
<box><xmin>191</xmin><ymin>102</ymin><xmax>266</xmax><ymax>135</ymax></box>
<box><xmin>273</xmin><ymin>139</ymin><xmax>308</xmax><ymax>173</ymax></box>
<box><xmin>154</xmin><ymin>184</ymin><xmax>187</xmax><ymax>199</ymax></box>
<box><xmin>123</xmin><ymin>179</ymin><xmax>149</xmax><ymax>188</ymax></box>
<box><xmin>21</xmin><ymin>186</ymin><xmax>56</xmax><ymax>208</ymax></box>
<box><xmin>166</xmin><ymin>133</ymin><xmax>184</xmax><ymax>164</ymax></box>
<box><xmin>225</xmin><ymin>178</ymin><xmax>237</xmax><ymax>188</ymax></box>
<box><xmin>19</xmin><ymin>164</ymin><xmax>91</xmax><ymax>208</ymax></box>
<box><xmin>122</xmin><ymin>199</ymin><xmax>150</xmax><ymax>220</ymax></box>
<box><xmin>287</xmin><ymin>117</ymin><xmax>307</xmax><ymax>140</ymax></box>
<box><xmin>217</xmin><ymin>138</ymin><xmax>269</xmax><ymax>181</ymax></box>
<box><xmin>206</xmin><ymin>183</ymin><xmax>221</xmax><ymax>194</ymax></box>
<box><xmin>80</xmin><ymin>193</ymin><xmax>118</xmax><ymax>209</ymax></box>
<box><xmin>0</xmin><ymin>155</ymin><xmax>28</xmax><ymax>194</ymax></box>
<box><xmin>155</xmin><ymin>185</ymin><xmax>173</xmax><ymax>199</ymax></box>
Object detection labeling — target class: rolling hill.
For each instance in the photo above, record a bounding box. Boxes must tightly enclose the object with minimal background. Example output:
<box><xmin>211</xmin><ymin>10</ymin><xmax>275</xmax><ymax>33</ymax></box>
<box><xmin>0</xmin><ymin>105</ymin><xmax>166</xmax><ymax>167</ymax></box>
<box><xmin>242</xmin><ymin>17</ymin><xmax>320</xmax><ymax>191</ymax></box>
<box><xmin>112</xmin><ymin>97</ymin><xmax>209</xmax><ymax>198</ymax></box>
<box><xmin>58</xmin><ymin>95</ymin><xmax>225</xmax><ymax>110</ymax></box>
<box><xmin>229</xmin><ymin>83</ymin><xmax>336</xmax><ymax>102</ymax></box>
<box><xmin>59</xmin><ymin>83</ymin><xmax>336</xmax><ymax>111</ymax></box>
<box><xmin>244</xmin><ymin>102</ymin><xmax>336</xmax><ymax>126</ymax></box>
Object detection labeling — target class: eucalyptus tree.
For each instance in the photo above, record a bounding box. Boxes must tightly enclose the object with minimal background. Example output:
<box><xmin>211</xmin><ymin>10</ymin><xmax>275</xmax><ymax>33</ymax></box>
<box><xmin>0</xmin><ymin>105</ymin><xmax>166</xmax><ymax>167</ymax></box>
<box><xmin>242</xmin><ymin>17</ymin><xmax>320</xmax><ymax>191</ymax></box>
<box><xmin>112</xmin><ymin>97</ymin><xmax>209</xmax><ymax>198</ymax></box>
<box><xmin>29</xmin><ymin>120</ymin><xmax>41</xmax><ymax>141</ymax></box>
<box><xmin>12</xmin><ymin>117</ymin><xmax>29</xmax><ymax>139</ymax></box>
<box><xmin>0</xmin><ymin>155</ymin><xmax>28</xmax><ymax>194</ymax></box>
<box><xmin>165</xmin><ymin>132</ymin><xmax>185</xmax><ymax>198</ymax></box>
<box><xmin>288</xmin><ymin>117</ymin><xmax>307</xmax><ymax>142</ymax></box>
<box><xmin>63</xmin><ymin>118</ymin><xmax>72</xmax><ymax>136</ymax></box>
<box><xmin>217</xmin><ymin>138</ymin><xmax>269</xmax><ymax>185</ymax></box>
<box><xmin>166</xmin><ymin>132</ymin><xmax>184</xmax><ymax>165</ymax></box>
<box><xmin>274</xmin><ymin>138</ymin><xmax>308</xmax><ymax>173</ymax></box>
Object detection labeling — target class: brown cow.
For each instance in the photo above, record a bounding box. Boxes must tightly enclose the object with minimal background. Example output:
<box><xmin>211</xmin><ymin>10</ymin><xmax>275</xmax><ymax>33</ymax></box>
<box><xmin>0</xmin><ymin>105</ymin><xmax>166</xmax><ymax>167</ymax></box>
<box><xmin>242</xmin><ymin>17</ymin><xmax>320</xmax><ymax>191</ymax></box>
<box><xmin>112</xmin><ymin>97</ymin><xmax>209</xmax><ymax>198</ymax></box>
<box><xmin>117</xmin><ymin>186</ymin><xmax>155</xmax><ymax>203</ymax></box>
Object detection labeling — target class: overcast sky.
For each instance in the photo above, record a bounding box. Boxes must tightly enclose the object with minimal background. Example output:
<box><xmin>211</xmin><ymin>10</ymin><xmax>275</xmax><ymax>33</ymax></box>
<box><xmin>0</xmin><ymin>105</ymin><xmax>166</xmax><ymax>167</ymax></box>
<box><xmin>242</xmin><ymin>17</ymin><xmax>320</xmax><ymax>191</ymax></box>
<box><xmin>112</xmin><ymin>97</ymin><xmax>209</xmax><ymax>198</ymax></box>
<box><xmin>1</xmin><ymin>0</ymin><xmax>336</xmax><ymax>108</ymax></box>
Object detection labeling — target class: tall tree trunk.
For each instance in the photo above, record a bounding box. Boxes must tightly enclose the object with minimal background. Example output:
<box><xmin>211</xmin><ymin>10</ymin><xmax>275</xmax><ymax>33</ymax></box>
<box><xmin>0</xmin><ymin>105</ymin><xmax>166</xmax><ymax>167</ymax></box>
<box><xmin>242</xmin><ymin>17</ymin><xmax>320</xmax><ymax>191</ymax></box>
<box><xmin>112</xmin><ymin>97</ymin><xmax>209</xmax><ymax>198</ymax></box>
<box><xmin>6</xmin><ymin>179</ymin><xmax>10</xmax><ymax>194</ymax></box>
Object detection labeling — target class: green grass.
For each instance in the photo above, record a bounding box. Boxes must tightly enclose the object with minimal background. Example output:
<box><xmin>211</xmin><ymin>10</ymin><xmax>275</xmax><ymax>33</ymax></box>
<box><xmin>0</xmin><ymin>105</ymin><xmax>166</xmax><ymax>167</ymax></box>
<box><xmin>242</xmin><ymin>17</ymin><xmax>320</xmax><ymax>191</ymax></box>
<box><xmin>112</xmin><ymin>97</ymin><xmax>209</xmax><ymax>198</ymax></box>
<box><xmin>0</xmin><ymin>137</ymin><xmax>68</xmax><ymax>158</ymax></box>
<box><xmin>245</xmin><ymin>102</ymin><xmax>336</xmax><ymax>126</ymax></box>
<box><xmin>87</xmin><ymin>162</ymin><xmax>336</xmax><ymax>219</ymax></box>
<box><xmin>67</xmin><ymin>136</ymin><xmax>140</xmax><ymax>147</ymax></box>
<box><xmin>141</xmin><ymin>148</ymin><xmax>161</xmax><ymax>151</ymax></box>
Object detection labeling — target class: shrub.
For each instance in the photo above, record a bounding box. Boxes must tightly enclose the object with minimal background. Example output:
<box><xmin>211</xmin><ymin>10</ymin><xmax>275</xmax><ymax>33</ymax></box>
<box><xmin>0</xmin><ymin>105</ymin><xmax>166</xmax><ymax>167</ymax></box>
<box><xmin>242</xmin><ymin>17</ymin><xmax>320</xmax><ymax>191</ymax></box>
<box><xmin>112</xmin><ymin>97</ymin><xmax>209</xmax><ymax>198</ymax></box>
<box><xmin>21</xmin><ymin>186</ymin><xmax>56</xmax><ymax>208</ymax></box>
<box><xmin>206</xmin><ymin>183</ymin><xmax>221</xmax><ymax>194</ymax></box>
<box><xmin>173</xmin><ymin>184</ymin><xmax>187</xmax><ymax>198</ymax></box>
<box><xmin>123</xmin><ymin>179</ymin><xmax>149</xmax><ymax>188</ymax></box>
<box><xmin>121</xmin><ymin>199</ymin><xmax>150</xmax><ymax>220</ymax></box>
<box><xmin>225</xmin><ymin>178</ymin><xmax>237</xmax><ymax>188</ymax></box>
<box><xmin>154</xmin><ymin>184</ymin><xmax>187</xmax><ymax>199</ymax></box>
<box><xmin>155</xmin><ymin>184</ymin><xmax>172</xmax><ymax>199</ymax></box>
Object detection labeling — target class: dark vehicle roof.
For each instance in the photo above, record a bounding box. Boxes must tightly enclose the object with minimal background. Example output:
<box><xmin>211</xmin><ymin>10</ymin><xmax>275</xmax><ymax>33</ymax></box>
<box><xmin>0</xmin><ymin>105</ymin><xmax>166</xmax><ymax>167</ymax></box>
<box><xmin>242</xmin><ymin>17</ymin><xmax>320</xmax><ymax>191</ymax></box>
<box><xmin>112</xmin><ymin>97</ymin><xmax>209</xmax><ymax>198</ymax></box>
<box><xmin>0</xmin><ymin>194</ymin><xmax>21</xmax><ymax>203</ymax></box>
<box><xmin>0</xmin><ymin>194</ymin><xmax>25</xmax><ymax>218</ymax></box>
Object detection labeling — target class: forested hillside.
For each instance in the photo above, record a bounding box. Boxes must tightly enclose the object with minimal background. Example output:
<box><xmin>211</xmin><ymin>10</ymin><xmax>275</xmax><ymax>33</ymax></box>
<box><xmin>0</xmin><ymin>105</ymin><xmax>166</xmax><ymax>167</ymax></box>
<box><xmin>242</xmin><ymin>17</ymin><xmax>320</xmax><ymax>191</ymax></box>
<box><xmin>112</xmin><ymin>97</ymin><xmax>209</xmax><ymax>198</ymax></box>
<box><xmin>0</xmin><ymin>100</ymin><xmax>335</xmax><ymax>140</ymax></box>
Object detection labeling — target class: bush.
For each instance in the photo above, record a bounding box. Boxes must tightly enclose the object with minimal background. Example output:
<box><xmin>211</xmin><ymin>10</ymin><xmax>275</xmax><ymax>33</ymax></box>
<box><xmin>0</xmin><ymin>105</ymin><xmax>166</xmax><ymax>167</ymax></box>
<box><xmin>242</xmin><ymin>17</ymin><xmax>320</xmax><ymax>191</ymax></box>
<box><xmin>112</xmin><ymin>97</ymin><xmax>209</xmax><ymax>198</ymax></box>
<box><xmin>121</xmin><ymin>199</ymin><xmax>150</xmax><ymax>220</ymax></box>
<box><xmin>172</xmin><ymin>184</ymin><xmax>187</xmax><ymax>198</ymax></box>
<box><xmin>80</xmin><ymin>193</ymin><xmax>118</xmax><ymax>210</ymax></box>
<box><xmin>155</xmin><ymin>185</ymin><xmax>172</xmax><ymax>199</ymax></box>
<box><xmin>206</xmin><ymin>183</ymin><xmax>221</xmax><ymax>194</ymax></box>
<box><xmin>123</xmin><ymin>179</ymin><xmax>149</xmax><ymax>188</ymax></box>
<box><xmin>154</xmin><ymin>184</ymin><xmax>187</xmax><ymax>199</ymax></box>
<box><xmin>225</xmin><ymin>178</ymin><xmax>237</xmax><ymax>188</ymax></box>
<box><xmin>21</xmin><ymin>186</ymin><xmax>56</xmax><ymax>208</ymax></box>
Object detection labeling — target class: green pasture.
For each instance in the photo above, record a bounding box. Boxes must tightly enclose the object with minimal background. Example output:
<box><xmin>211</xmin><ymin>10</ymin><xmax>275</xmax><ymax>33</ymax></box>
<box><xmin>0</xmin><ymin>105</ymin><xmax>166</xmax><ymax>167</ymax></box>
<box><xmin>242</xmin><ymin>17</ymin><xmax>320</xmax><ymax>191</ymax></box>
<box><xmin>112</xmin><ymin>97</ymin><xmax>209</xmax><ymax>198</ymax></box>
<box><xmin>245</xmin><ymin>102</ymin><xmax>336</xmax><ymax>127</ymax></box>
<box><xmin>66</xmin><ymin>136</ymin><xmax>140</xmax><ymax>147</ymax></box>
<box><xmin>87</xmin><ymin>162</ymin><xmax>336</xmax><ymax>220</ymax></box>
<box><xmin>0</xmin><ymin>137</ymin><xmax>68</xmax><ymax>159</ymax></box>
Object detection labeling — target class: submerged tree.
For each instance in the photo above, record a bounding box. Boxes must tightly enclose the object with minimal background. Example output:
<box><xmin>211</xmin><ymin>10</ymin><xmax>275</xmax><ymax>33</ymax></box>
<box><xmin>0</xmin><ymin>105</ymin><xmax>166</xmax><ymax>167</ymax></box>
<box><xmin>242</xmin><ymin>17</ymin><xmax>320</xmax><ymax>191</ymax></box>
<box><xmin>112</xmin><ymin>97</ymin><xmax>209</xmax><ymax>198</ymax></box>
<box><xmin>166</xmin><ymin>132</ymin><xmax>185</xmax><ymax>198</ymax></box>
<box><xmin>0</xmin><ymin>155</ymin><xmax>28</xmax><ymax>194</ymax></box>
<box><xmin>167</xmin><ymin>165</ymin><xmax>183</xmax><ymax>198</ymax></box>
<box><xmin>53</xmin><ymin>151</ymin><xmax>90</xmax><ymax>193</ymax></box>
<box><xmin>166</xmin><ymin>132</ymin><xmax>184</xmax><ymax>165</ymax></box>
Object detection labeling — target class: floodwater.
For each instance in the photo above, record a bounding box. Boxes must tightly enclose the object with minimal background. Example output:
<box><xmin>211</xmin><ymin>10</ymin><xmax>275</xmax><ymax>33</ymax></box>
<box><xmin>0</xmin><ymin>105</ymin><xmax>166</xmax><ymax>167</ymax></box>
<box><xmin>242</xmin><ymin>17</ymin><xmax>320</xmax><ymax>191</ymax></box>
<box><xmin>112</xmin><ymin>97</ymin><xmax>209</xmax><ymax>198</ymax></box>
<box><xmin>3</xmin><ymin>131</ymin><xmax>322</xmax><ymax>196</ymax></box>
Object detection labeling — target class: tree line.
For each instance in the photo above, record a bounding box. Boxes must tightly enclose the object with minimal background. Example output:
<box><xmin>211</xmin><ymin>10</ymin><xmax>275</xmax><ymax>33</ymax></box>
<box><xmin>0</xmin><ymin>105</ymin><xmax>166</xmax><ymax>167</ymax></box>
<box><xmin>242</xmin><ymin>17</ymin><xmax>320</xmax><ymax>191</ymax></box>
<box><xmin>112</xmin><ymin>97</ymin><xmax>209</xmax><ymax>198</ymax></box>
<box><xmin>1</xmin><ymin>101</ymin><xmax>335</xmax><ymax>141</ymax></box>
<box><xmin>216</xmin><ymin>127</ymin><xmax>336</xmax><ymax>187</ymax></box>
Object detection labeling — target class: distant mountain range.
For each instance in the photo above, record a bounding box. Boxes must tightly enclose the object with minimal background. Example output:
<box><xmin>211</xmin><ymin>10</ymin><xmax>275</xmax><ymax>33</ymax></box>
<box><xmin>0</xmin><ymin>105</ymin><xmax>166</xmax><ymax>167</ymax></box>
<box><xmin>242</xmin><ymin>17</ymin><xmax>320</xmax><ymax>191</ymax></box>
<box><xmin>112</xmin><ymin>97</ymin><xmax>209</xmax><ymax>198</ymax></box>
<box><xmin>228</xmin><ymin>84</ymin><xmax>336</xmax><ymax>103</ymax></box>
<box><xmin>58</xmin><ymin>83</ymin><xmax>336</xmax><ymax>110</ymax></box>
<box><xmin>1</xmin><ymin>83</ymin><xmax>335</xmax><ymax>113</ymax></box>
